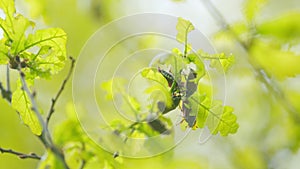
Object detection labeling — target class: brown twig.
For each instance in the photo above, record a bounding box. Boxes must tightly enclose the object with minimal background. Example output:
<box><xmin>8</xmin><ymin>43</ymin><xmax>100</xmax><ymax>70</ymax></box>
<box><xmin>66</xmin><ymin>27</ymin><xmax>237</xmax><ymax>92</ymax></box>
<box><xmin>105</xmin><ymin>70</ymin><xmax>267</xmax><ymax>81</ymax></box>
<box><xmin>46</xmin><ymin>56</ymin><xmax>76</xmax><ymax>127</ymax></box>
<box><xmin>0</xmin><ymin>147</ymin><xmax>41</xmax><ymax>160</ymax></box>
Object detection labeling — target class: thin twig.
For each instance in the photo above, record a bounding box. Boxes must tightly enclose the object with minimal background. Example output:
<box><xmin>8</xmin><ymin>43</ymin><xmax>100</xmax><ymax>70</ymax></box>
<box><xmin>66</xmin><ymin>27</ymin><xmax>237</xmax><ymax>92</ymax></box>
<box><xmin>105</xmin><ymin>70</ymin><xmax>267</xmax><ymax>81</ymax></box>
<box><xmin>17</xmin><ymin>65</ymin><xmax>70</xmax><ymax>169</ymax></box>
<box><xmin>202</xmin><ymin>0</ymin><xmax>300</xmax><ymax>122</ymax></box>
<box><xmin>0</xmin><ymin>82</ymin><xmax>11</xmax><ymax>102</ymax></box>
<box><xmin>6</xmin><ymin>64</ymin><xmax>11</xmax><ymax>92</ymax></box>
<box><xmin>0</xmin><ymin>147</ymin><xmax>41</xmax><ymax>160</ymax></box>
<box><xmin>46</xmin><ymin>56</ymin><xmax>75</xmax><ymax>127</ymax></box>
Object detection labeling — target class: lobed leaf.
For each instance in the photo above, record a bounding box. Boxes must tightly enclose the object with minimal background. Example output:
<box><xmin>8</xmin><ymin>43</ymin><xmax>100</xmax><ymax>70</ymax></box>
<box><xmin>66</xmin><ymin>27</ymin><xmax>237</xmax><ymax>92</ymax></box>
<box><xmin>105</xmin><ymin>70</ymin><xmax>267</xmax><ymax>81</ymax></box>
<box><xmin>0</xmin><ymin>0</ymin><xmax>16</xmax><ymax>41</ymax></box>
<box><xmin>213</xmin><ymin>105</ymin><xmax>239</xmax><ymax>136</ymax></box>
<box><xmin>142</xmin><ymin>68</ymin><xmax>174</xmax><ymax>110</ymax></box>
<box><xmin>176</xmin><ymin>17</ymin><xmax>194</xmax><ymax>44</ymax></box>
<box><xmin>197</xmin><ymin>50</ymin><xmax>235</xmax><ymax>72</ymax></box>
<box><xmin>176</xmin><ymin>17</ymin><xmax>194</xmax><ymax>55</ymax></box>
<box><xmin>194</xmin><ymin>79</ymin><xmax>239</xmax><ymax>136</ymax></box>
<box><xmin>23</xmin><ymin>28</ymin><xmax>67</xmax><ymax>78</ymax></box>
<box><xmin>196</xmin><ymin>98</ymin><xmax>239</xmax><ymax>136</ymax></box>
<box><xmin>10</xmin><ymin>15</ymin><xmax>35</xmax><ymax>55</ymax></box>
<box><xmin>11</xmin><ymin>81</ymin><xmax>42</xmax><ymax>135</ymax></box>
<box><xmin>0</xmin><ymin>1</ymin><xmax>67</xmax><ymax>78</ymax></box>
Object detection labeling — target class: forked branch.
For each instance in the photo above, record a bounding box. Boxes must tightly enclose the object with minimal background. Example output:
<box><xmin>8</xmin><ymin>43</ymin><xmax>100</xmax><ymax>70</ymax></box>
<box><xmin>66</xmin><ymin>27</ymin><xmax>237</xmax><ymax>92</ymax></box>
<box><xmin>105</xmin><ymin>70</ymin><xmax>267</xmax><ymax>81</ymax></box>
<box><xmin>0</xmin><ymin>147</ymin><xmax>41</xmax><ymax>160</ymax></box>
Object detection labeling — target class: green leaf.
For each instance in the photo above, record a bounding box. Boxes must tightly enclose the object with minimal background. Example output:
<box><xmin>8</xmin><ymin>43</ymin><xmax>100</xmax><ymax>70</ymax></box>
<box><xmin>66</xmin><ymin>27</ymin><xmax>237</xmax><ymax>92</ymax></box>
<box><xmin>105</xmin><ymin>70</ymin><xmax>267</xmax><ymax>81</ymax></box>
<box><xmin>197</xmin><ymin>50</ymin><xmax>235</xmax><ymax>72</ymax></box>
<box><xmin>196</xmin><ymin>96</ymin><xmax>209</xmax><ymax>128</ymax></box>
<box><xmin>141</xmin><ymin>68</ymin><xmax>173</xmax><ymax>109</ymax></box>
<box><xmin>176</xmin><ymin>17</ymin><xmax>195</xmax><ymax>44</ymax></box>
<box><xmin>0</xmin><ymin>42</ymin><xmax>9</xmax><ymax>64</ymax></box>
<box><xmin>0</xmin><ymin>0</ymin><xmax>16</xmax><ymax>41</ymax></box>
<box><xmin>0</xmin><ymin>0</ymin><xmax>15</xmax><ymax>18</ymax></box>
<box><xmin>250</xmin><ymin>40</ymin><xmax>300</xmax><ymax>79</ymax></box>
<box><xmin>200</xmin><ymin>100</ymin><xmax>239</xmax><ymax>136</ymax></box>
<box><xmin>23</xmin><ymin>28</ymin><xmax>67</xmax><ymax>78</ymax></box>
<box><xmin>186</xmin><ymin>53</ymin><xmax>205</xmax><ymax>80</ymax></box>
<box><xmin>244</xmin><ymin>0</ymin><xmax>267</xmax><ymax>21</ymax></box>
<box><xmin>10</xmin><ymin>15</ymin><xmax>35</xmax><ymax>55</ymax></box>
<box><xmin>257</xmin><ymin>12</ymin><xmax>300</xmax><ymax>42</ymax></box>
<box><xmin>213</xmin><ymin>105</ymin><xmax>239</xmax><ymax>136</ymax></box>
<box><xmin>0</xmin><ymin>0</ymin><xmax>35</xmax><ymax>55</ymax></box>
<box><xmin>0</xmin><ymin>0</ymin><xmax>67</xmax><ymax>78</ymax></box>
<box><xmin>141</xmin><ymin>68</ymin><xmax>169</xmax><ymax>87</ymax></box>
<box><xmin>194</xmin><ymin>78</ymin><xmax>239</xmax><ymax>136</ymax></box>
<box><xmin>11</xmin><ymin>81</ymin><xmax>42</xmax><ymax>135</ymax></box>
<box><xmin>176</xmin><ymin>17</ymin><xmax>194</xmax><ymax>55</ymax></box>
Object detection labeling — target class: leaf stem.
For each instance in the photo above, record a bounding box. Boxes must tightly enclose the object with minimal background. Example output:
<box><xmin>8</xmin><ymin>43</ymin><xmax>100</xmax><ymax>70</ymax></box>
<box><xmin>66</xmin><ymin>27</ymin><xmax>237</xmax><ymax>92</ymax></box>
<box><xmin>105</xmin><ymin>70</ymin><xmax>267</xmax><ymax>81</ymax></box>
<box><xmin>0</xmin><ymin>147</ymin><xmax>41</xmax><ymax>160</ymax></box>
<box><xmin>46</xmin><ymin>56</ymin><xmax>76</xmax><ymax>127</ymax></box>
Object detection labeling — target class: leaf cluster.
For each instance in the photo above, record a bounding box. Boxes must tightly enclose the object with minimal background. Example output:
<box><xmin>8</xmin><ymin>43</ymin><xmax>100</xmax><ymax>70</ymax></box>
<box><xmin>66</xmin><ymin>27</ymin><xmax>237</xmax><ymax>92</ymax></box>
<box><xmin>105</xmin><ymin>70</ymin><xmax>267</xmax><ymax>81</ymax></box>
<box><xmin>102</xmin><ymin>17</ymin><xmax>239</xmax><ymax>142</ymax></box>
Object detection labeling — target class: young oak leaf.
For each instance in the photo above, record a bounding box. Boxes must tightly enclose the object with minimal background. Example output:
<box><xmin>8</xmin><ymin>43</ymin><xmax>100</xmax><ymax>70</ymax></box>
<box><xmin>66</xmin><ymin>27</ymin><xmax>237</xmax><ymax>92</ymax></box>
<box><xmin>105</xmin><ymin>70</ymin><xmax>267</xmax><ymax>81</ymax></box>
<box><xmin>195</xmin><ymin>95</ymin><xmax>210</xmax><ymax>128</ymax></box>
<box><xmin>198</xmin><ymin>50</ymin><xmax>235</xmax><ymax>72</ymax></box>
<box><xmin>201</xmin><ymin>100</ymin><xmax>238</xmax><ymax>136</ymax></box>
<box><xmin>11</xmin><ymin>81</ymin><xmax>42</xmax><ymax>135</ymax></box>
<box><xmin>141</xmin><ymin>68</ymin><xmax>173</xmax><ymax>110</ymax></box>
<box><xmin>176</xmin><ymin>17</ymin><xmax>195</xmax><ymax>55</ymax></box>
<box><xmin>213</xmin><ymin>105</ymin><xmax>239</xmax><ymax>136</ymax></box>
<box><xmin>176</xmin><ymin>17</ymin><xmax>195</xmax><ymax>44</ymax></box>
<box><xmin>194</xmin><ymin>79</ymin><xmax>238</xmax><ymax>136</ymax></box>
<box><xmin>23</xmin><ymin>28</ymin><xmax>67</xmax><ymax>79</ymax></box>
<box><xmin>0</xmin><ymin>0</ymin><xmax>67</xmax><ymax>78</ymax></box>
<box><xmin>0</xmin><ymin>2</ymin><xmax>34</xmax><ymax>64</ymax></box>
<box><xmin>0</xmin><ymin>0</ymin><xmax>35</xmax><ymax>55</ymax></box>
<box><xmin>0</xmin><ymin>0</ymin><xmax>16</xmax><ymax>41</ymax></box>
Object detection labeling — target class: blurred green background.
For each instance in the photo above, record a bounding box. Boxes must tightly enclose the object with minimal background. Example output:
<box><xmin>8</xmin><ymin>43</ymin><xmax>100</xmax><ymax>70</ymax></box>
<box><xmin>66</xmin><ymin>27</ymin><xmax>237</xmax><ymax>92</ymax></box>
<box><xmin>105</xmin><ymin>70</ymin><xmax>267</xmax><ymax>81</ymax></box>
<box><xmin>1</xmin><ymin>0</ymin><xmax>300</xmax><ymax>168</ymax></box>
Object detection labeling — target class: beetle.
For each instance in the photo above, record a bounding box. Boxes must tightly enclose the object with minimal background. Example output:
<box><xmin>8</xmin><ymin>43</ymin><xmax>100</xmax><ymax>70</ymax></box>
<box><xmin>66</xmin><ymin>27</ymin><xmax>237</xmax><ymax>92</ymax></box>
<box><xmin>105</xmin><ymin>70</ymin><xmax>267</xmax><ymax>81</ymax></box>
<box><xmin>157</xmin><ymin>67</ymin><xmax>198</xmax><ymax>127</ymax></box>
